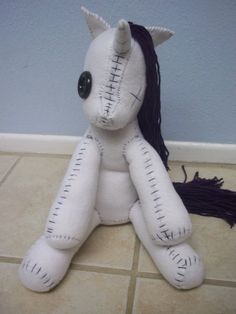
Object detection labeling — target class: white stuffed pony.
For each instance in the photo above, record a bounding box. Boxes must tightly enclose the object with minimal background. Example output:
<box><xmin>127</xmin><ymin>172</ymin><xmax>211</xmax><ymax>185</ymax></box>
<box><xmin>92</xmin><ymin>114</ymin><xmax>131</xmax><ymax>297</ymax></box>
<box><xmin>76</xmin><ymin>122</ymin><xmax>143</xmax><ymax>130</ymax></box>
<box><xmin>19</xmin><ymin>7</ymin><xmax>204</xmax><ymax>292</ymax></box>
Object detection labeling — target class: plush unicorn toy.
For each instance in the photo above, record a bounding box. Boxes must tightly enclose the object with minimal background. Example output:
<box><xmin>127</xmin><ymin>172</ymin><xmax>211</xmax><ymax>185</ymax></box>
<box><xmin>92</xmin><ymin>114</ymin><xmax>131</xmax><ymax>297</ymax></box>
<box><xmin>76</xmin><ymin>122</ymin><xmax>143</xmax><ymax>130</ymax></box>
<box><xmin>19</xmin><ymin>7</ymin><xmax>205</xmax><ymax>292</ymax></box>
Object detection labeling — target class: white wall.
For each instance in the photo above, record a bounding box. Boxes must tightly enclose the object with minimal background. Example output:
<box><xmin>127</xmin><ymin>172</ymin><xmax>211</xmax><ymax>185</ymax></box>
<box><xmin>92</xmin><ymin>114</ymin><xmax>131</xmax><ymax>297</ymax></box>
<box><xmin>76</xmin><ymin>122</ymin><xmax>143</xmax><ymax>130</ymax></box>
<box><xmin>0</xmin><ymin>0</ymin><xmax>236</xmax><ymax>143</ymax></box>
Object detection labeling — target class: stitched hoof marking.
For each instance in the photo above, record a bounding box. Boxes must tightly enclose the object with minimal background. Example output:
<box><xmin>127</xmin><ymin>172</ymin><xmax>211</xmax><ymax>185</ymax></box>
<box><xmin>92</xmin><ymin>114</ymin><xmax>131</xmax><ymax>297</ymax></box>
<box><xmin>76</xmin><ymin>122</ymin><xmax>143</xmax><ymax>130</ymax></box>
<box><xmin>166</xmin><ymin>247</ymin><xmax>204</xmax><ymax>290</ymax></box>
<box><xmin>19</xmin><ymin>259</ymin><xmax>56</xmax><ymax>292</ymax></box>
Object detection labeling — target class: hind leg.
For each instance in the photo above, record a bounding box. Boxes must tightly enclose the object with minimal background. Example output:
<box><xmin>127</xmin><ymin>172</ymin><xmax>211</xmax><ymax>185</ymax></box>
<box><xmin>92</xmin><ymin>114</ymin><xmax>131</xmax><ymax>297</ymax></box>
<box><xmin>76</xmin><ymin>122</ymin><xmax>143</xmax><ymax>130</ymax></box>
<box><xmin>19</xmin><ymin>210</ymin><xmax>100</xmax><ymax>292</ymax></box>
<box><xmin>129</xmin><ymin>202</ymin><xmax>204</xmax><ymax>289</ymax></box>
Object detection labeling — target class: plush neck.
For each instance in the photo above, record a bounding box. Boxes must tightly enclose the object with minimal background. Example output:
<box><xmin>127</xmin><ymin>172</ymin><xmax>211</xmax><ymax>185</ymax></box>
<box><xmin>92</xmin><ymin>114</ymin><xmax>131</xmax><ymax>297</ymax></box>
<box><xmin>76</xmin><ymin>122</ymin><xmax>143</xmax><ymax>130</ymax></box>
<box><xmin>90</xmin><ymin>118</ymin><xmax>141</xmax><ymax>143</ymax></box>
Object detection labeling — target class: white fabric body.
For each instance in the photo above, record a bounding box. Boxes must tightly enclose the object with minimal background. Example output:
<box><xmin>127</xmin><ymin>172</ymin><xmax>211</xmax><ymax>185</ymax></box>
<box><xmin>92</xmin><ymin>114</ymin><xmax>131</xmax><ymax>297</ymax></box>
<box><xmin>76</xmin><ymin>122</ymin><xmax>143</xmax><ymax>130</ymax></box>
<box><xmin>125</xmin><ymin>135</ymin><xmax>192</xmax><ymax>245</ymax></box>
<box><xmin>19</xmin><ymin>7</ymin><xmax>204</xmax><ymax>292</ymax></box>
<box><xmin>44</xmin><ymin>131</ymin><xmax>101</xmax><ymax>249</ymax></box>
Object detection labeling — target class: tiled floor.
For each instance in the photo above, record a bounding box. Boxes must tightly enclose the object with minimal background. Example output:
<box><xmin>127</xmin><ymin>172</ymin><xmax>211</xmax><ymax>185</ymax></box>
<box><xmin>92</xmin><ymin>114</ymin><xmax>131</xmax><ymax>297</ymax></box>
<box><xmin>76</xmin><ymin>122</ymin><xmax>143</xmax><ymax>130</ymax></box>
<box><xmin>0</xmin><ymin>153</ymin><xmax>236</xmax><ymax>314</ymax></box>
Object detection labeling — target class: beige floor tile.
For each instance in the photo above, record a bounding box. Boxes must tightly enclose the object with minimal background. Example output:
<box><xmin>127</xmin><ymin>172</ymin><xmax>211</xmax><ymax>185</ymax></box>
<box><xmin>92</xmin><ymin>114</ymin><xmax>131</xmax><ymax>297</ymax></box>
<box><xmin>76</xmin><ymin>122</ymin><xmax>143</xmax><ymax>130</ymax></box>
<box><xmin>133</xmin><ymin>278</ymin><xmax>236</xmax><ymax>314</ymax></box>
<box><xmin>73</xmin><ymin>224</ymin><xmax>136</xmax><ymax>270</ymax></box>
<box><xmin>138</xmin><ymin>244</ymin><xmax>159</xmax><ymax>274</ymax></box>
<box><xmin>0</xmin><ymin>156</ymin><xmax>70</xmax><ymax>257</ymax></box>
<box><xmin>0</xmin><ymin>263</ymin><xmax>129</xmax><ymax>314</ymax></box>
<box><xmin>189</xmin><ymin>214</ymin><xmax>236</xmax><ymax>281</ymax></box>
<box><xmin>138</xmin><ymin>162</ymin><xmax>236</xmax><ymax>281</ymax></box>
<box><xmin>0</xmin><ymin>155</ymin><xmax>19</xmax><ymax>182</ymax></box>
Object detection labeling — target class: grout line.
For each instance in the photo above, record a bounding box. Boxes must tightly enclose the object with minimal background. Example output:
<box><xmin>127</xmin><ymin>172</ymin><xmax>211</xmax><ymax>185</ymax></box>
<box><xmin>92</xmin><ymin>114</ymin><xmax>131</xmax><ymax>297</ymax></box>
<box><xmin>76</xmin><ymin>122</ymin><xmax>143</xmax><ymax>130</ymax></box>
<box><xmin>203</xmin><ymin>278</ymin><xmax>236</xmax><ymax>288</ymax></box>
<box><xmin>19</xmin><ymin>152</ymin><xmax>72</xmax><ymax>159</ymax></box>
<box><xmin>0</xmin><ymin>152</ymin><xmax>21</xmax><ymax>157</ymax></box>
<box><xmin>136</xmin><ymin>272</ymin><xmax>236</xmax><ymax>288</ymax></box>
<box><xmin>71</xmin><ymin>263</ymin><xmax>131</xmax><ymax>277</ymax></box>
<box><xmin>0</xmin><ymin>151</ymin><xmax>71</xmax><ymax>159</ymax></box>
<box><xmin>1</xmin><ymin>255</ymin><xmax>236</xmax><ymax>289</ymax></box>
<box><xmin>0</xmin><ymin>256</ymin><xmax>22</xmax><ymax>264</ymax></box>
<box><xmin>125</xmin><ymin>236</ymin><xmax>141</xmax><ymax>314</ymax></box>
<box><xmin>137</xmin><ymin>271</ymin><xmax>163</xmax><ymax>280</ymax></box>
<box><xmin>0</xmin><ymin>156</ymin><xmax>22</xmax><ymax>187</ymax></box>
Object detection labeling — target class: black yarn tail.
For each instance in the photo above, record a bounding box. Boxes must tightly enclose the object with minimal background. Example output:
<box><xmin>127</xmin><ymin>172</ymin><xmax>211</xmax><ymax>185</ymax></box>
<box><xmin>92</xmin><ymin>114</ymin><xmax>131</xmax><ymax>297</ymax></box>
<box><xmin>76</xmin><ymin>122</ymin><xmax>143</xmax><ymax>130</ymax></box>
<box><xmin>173</xmin><ymin>166</ymin><xmax>236</xmax><ymax>227</ymax></box>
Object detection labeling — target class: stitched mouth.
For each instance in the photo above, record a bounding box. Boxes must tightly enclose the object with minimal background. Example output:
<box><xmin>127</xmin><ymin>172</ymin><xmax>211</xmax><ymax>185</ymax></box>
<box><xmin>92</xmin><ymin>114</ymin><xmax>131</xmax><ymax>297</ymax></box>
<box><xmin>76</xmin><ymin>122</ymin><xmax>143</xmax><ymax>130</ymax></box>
<box><xmin>96</xmin><ymin>116</ymin><xmax>114</xmax><ymax>128</ymax></box>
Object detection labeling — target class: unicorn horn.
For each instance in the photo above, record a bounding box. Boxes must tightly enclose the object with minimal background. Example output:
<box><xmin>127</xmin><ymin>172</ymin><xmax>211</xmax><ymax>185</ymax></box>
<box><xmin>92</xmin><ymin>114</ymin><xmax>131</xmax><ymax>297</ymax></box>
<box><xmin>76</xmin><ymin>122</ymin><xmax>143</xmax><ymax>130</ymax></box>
<box><xmin>113</xmin><ymin>20</ymin><xmax>131</xmax><ymax>54</ymax></box>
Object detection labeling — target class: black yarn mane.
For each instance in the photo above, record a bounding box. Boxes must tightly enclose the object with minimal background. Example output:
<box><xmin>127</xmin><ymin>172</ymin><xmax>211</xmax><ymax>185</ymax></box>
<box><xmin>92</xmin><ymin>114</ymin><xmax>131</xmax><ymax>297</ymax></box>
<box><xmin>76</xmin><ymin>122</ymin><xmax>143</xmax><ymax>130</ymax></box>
<box><xmin>129</xmin><ymin>22</ymin><xmax>169</xmax><ymax>170</ymax></box>
<box><xmin>129</xmin><ymin>22</ymin><xmax>236</xmax><ymax>227</ymax></box>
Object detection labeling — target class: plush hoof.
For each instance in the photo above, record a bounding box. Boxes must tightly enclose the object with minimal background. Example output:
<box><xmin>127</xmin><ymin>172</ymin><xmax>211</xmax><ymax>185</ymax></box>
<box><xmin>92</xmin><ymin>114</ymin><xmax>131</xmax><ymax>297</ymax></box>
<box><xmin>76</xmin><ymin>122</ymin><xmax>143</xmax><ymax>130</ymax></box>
<box><xmin>45</xmin><ymin>234</ymin><xmax>81</xmax><ymax>250</ymax></box>
<box><xmin>178</xmin><ymin>257</ymin><xmax>204</xmax><ymax>290</ymax></box>
<box><xmin>19</xmin><ymin>236</ymin><xmax>76</xmax><ymax>292</ymax></box>
<box><xmin>163</xmin><ymin>244</ymin><xmax>205</xmax><ymax>290</ymax></box>
<box><xmin>19</xmin><ymin>261</ymin><xmax>55</xmax><ymax>292</ymax></box>
<box><xmin>180</xmin><ymin>264</ymin><xmax>204</xmax><ymax>290</ymax></box>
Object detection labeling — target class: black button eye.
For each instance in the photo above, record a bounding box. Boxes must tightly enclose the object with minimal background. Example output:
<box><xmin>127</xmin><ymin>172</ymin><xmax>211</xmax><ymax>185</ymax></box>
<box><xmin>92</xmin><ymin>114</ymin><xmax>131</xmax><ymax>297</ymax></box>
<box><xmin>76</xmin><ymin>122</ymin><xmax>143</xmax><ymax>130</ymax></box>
<box><xmin>78</xmin><ymin>71</ymin><xmax>92</xmax><ymax>99</ymax></box>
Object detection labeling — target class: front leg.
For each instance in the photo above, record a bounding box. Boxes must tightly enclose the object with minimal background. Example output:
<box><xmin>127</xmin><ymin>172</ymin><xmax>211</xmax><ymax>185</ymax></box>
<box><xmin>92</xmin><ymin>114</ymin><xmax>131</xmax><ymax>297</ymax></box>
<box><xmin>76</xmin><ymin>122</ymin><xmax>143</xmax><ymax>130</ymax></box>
<box><xmin>125</xmin><ymin>136</ymin><xmax>192</xmax><ymax>246</ymax></box>
<box><xmin>45</xmin><ymin>133</ymin><xmax>101</xmax><ymax>249</ymax></box>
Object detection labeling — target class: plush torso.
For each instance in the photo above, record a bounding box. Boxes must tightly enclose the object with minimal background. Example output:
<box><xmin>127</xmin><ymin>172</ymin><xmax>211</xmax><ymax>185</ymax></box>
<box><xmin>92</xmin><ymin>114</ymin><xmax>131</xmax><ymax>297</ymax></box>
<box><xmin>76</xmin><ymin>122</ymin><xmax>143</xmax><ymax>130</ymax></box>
<box><xmin>90</xmin><ymin>121</ymin><xmax>140</xmax><ymax>224</ymax></box>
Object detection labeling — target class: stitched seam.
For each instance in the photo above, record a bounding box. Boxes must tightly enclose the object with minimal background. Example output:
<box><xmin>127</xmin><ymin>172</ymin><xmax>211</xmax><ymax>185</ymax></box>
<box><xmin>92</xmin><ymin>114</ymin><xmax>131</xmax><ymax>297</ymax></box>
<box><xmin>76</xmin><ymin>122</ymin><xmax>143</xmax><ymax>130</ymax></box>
<box><xmin>122</xmin><ymin>134</ymin><xmax>140</xmax><ymax>158</ymax></box>
<box><xmin>124</xmin><ymin>136</ymin><xmax>191</xmax><ymax>244</ymax></box>
<box><xmin>132</xmin><ymin>137</ymin><xmax>167</xmax><ymax>242</ymax></box>
<box><xmin>98</xmin><ymin>45</ymin><xmax>121</xmax><ymax>118</ymax></box>
<box><xmin>46</xmin><ymin>135</ymin><xmax>93</xmax><ymax>236</ymax></box>
<box><xmin>100</xmin><ymin>217</ymin><xmax>130</xmax><ymax>224</ymax></box>
<box><xmin>95</xmin><ymin>206</ymin><xmax>130</xmax><ymax>225</ymax></box>
<box><xmin>99</xmin><ymin>43</ymin><xmax>133</xmax><ymax>119</ymax></box>
<box><xmin>45</xmin><ymin>234</ymin><xmax>81</xmax><ymax>242</ymax></box>
<box><xmin>103</xmin><ymin>53</ymin><xmax>125</xmax><ymax>117</ymax></box>
<box><xmin>166</xmin><ymin>247</ymin><xmax>201</xmax><ymax>288</ymax></box>
<box><xmin>111</xmin><ymin>44</ymin><xmax>133</xmax><ymax>117</ymax></box>
<box><xmin>94</xmin><ymin>136</ymin><xmax>104</xmax><ymax>155</ymax></box>
<box><xmin>21</xmin><ymin>259</ymin><xmax>56</xmax><ymax>289</ymax></box>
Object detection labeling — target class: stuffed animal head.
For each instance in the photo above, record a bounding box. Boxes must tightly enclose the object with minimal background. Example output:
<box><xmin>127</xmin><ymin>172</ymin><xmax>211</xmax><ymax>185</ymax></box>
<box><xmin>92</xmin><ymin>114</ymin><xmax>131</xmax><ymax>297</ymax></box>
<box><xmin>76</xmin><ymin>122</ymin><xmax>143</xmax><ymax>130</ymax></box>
<box><xmin>78</xmin><ymin>7</ymin><xmax>173</xmax><ymax>131</ymax></box>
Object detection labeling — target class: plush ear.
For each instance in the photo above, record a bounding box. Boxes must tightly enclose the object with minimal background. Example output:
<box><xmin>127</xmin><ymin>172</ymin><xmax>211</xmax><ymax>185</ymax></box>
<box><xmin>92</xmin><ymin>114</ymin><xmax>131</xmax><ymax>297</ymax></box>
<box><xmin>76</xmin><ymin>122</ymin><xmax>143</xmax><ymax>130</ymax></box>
<box><xmin>146</xmin><ymin>26</ymin><xmax>174</xmax><ymax>46</ymax></box>
<box><xmin>81</xmin><ymin>6</ymin><xmax>110</xmax><ymax>39</ymax></box>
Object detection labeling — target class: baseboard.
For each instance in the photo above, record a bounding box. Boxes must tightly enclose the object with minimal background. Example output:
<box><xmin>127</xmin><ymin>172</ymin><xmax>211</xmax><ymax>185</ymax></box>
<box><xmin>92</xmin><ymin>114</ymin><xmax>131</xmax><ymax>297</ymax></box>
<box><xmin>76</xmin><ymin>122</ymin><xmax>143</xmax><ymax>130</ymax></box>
<box><xmin>167</xmin><ymin>141</ymin><xmax>236</xmax><ymax>164</ymax></box>
<box><xmin>0</xmin><ymin>133</ymin><xmax>79</xmax><ymax>155</ymax></box>
<box><xmin>0</xmin><ymin>133</ymin><xmax>235</xmax><ymax>164</ymax></box>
